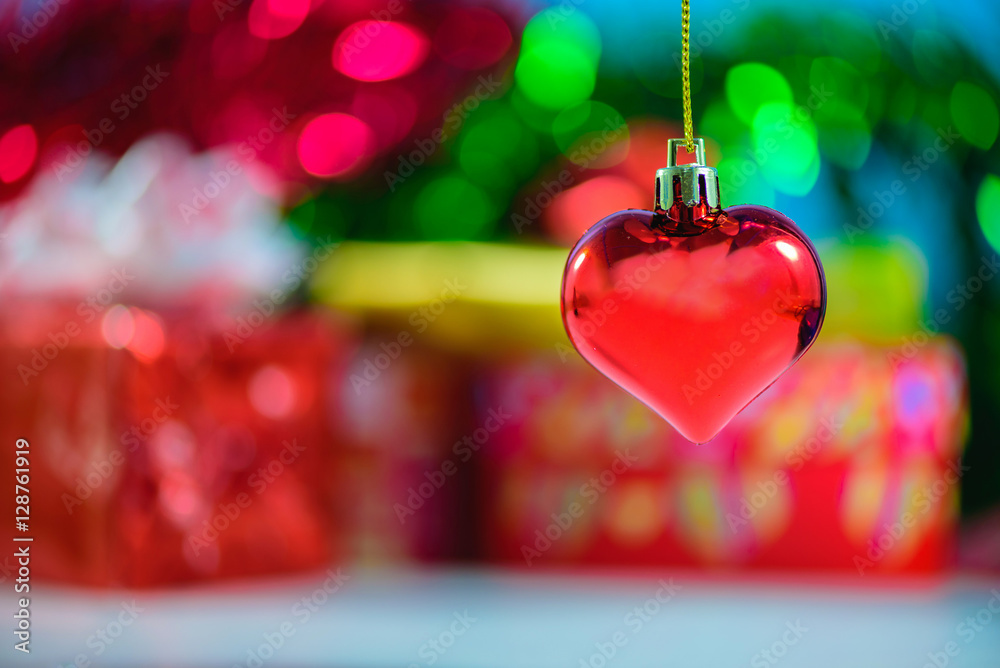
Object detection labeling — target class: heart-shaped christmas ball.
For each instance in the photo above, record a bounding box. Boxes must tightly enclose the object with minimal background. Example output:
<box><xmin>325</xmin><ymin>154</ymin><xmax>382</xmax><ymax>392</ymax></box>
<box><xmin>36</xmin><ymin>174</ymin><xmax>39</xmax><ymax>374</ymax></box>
<box><xmin>561</xmin><ymin>140</ymin><xmax>826</xmax><ymax>444</ymax></box>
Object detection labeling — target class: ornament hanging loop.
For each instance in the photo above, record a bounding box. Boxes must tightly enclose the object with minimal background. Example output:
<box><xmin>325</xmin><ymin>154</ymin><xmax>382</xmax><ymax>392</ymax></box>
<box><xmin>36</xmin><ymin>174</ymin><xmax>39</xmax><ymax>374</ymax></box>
<box><xmin>666</xmin><ymin>137</ymin><xmax>706</xmax><ymax>167</ymax></box>
<box><xmin>655</xmin><ymin>138</ymin><xmax>721</xmax><ymax>225</ymax></box>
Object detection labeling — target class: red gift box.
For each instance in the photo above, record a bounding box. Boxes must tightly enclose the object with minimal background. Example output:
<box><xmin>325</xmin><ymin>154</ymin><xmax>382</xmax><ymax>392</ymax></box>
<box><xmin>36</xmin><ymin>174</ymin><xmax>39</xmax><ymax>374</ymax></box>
<box><xmin>332</xmin><ymin>339</ymin><xmax>474</xmax><ymax>564</ymax></box>
<box><xmin>479</xmin><ymin>339</ymin><xmax>968</xmax><ymax>573</ymax></box>
<box><xmin>0</xmin><ymin>299</ymin><xmax>356</xmax><ymax>586</ymax></box>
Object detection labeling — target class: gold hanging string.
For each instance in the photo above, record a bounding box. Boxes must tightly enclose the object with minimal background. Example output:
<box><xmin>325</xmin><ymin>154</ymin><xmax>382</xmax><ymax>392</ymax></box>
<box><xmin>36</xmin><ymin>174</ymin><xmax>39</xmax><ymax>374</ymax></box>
<box><xmin>681</xmin><ymin>0</ymin><xmax>695</xmax><ymax>153</ymax></box>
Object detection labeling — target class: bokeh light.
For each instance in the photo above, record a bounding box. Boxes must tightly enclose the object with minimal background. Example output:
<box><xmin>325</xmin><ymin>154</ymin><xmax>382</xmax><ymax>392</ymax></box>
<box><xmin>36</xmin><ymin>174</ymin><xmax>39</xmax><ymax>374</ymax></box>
<box><xmin>414</xmin><ymin>175</ymin><xmax>496</xmax><ymax>239</ymax></box>
<box><xmin>515</xmin><ymin>43</ymin><xmax>596</xmax><ymax>111</ymax></box>
<box><xmin>102</xmin><ymin>305</ymin><xmax>135</xmax><ymax>349</ymax></box>
<box><xmin>950</xmin><ymin>82</ymin><xmax>999</xmax><ymax>150</ymax></box>
<box><xmin>552</xmin><ymin>101</ymin><xmax>629</xmax><ymax>169</ymax></box>
<box><xmin>297</xmin><ymin>113</ymin><xmax>374</xmax><ymax>179</ymax></box>
<box><xmin>521</xmin><ymin>8</ymin><xmax>601</xmax><ymax>63</ymax></box>
<box><xmin>514</xmin><ymin>9</ymin><xmax>601</xmax><ymax>111</ymax></box>
<box><xmin>248</xmin><ymin>365</ymin><xmax>297</xmax><ymax>419</ymax></box>
<box><xmin>247</xmin><ymin>0</ymin><xmax>310</xmax><ymax>40</ymax></box>
<box><xmin>751</xmin><ymin>102</ymin><xmax>820</xmax><ymax>195</ymax></box>
<box><xmin>0</xmin><ymin>124</ymin><xmax>38</xmax><ymax>184</ymax></box>
<box><xmin>333</xmin><ymin>21</ymin><xmax>429</xmax><ymax>82</ymax></box>
<box><xmin>126</xmin><ymin>308</ymin><xmax>166</xmax><ymax>361</ymax></box>
<box><xmin>718</xmin><ymin>156</ymin><xmax>776</xmax><ymax>209</ymax></box>
<box><xmin>458</xmin><ymin>105</ymin><xmax>539</xmax><ymax>191</ymax></box>
<box><xmin>544</xmin><ymin>175</ymin><xmax>647</xmax><ymax>245</ymax></box>
<box><xmin>725</xmin><ymin>63</ymin><xmax>793</xmax><ymax>126</ymax></box>
<box><xmin>976</xmin><ymin>174</ymin><xmax>1000</xmax><ymax>252</ymax></box>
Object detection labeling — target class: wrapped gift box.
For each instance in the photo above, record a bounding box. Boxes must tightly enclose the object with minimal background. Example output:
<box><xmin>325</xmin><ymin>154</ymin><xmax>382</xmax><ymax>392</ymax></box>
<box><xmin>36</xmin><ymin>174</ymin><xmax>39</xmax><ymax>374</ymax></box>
<box><xmin>332</xmin><ymin>338</ymin><xmax>475</xmax><ymax>564</ymax></box>
<box><xmin>479</xmin><ymin>338</ymin><xmax>968</xmax><ymax>573</ymax></box>
<box><xmin>0</xmin><ymin>300</ymin><xmax>355</xmax><ymax>586</ymax></box>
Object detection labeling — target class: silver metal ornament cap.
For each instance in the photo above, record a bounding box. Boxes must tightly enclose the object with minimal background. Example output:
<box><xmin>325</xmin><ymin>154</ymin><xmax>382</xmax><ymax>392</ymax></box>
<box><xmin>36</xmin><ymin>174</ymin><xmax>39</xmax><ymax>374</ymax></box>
<box><xmin>654</xmin><ymin>138</ymin><xmax>722</xmax><ymax>223</ymax></box>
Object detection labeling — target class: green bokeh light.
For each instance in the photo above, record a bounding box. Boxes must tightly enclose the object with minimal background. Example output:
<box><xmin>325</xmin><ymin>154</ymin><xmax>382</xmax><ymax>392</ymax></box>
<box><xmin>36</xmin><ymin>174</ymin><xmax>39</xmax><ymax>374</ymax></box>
<box><xmin>751</xmin><ymin>101</ymin><xmax>820</xmax><ymax>195</ymax></box>
<box><xmin>288</xmin><ymin>194</ymin><xmax>347</xmax><ymax>240</ymax></box>
<box><xmin>552</xmin><ymin>101</ymin><xmax>627</xmax><ymax>166</ymax></box>
<box><xmin>459</xmin><ymin>105</ymin><xmax>539</xmax><ymax>191</ymax></box>
<box><xmin>718</xmin><ymin>155</ymin><xmax>776</xmax><ymax>208</ymax></box>
<box><xmin>950</xmin><ymin>82</ymin><xmax>999</xmax><ymax>150</ymax></box>
<box><xmin>976</xmin><ymin>174</ymin><xmax>1000</xmax><ymax>252</ymax></box>
<box><xmin>509</xmin><ymin>87</ymin><xmax>562</xmax><ymax>133</ymax></box>
<box><xmin>725</xmin><ymin>63</ymin><xmax>793</xmax><ymax>126</ymax></box>
<box><xmin>414</xmin><ymin>176</ymin><xmax>497</xmax><ymax>240</ymax></box>
<box><xmin>522</xmin><ymin>8</ymin><xmax>601</xmax><ymax>65</ymax></box>
<box><xmin>515</xmin><ymin>42</ymin><xmax>597</xmax><ymax>110</ymax></box>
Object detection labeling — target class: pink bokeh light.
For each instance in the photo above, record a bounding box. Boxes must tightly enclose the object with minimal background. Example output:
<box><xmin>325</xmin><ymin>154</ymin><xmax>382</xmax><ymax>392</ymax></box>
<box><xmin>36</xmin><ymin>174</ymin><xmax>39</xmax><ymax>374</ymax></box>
<box><xmin>0</xmin><ymin>125</ymin><xmax>38</xmax><ymax>184</ymax></box>
<box><xmin>332</xmin><ymin>21</ymin><xmax>429</xmax><ymax>82</ymax></box>
<box><xmin>297</xmin><ymin>112</ymin><xmax>374</xmax><ymax>179</ymax></box>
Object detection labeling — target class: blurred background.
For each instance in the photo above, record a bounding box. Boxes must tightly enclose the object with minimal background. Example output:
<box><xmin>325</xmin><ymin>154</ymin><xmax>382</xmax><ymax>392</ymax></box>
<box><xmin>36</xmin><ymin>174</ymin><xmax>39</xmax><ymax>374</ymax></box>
<box><xmin>1</xmin><ymin>0</ymin><xmax>1000</xmax><ymax>665</ymax></box>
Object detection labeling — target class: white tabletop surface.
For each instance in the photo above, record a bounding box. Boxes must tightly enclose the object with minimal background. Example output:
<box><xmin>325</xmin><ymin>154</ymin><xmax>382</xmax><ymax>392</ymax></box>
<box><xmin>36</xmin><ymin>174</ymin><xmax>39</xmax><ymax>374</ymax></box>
<box><xmin>3</xmin><ymin>568</ymin><xmax>1000</xmax><ymax>667</ymax></box>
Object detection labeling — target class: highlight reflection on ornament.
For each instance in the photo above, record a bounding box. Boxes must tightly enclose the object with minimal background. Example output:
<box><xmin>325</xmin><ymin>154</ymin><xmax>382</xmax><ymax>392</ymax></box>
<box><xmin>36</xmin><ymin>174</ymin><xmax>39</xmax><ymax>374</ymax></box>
<box><xmin>561</xmin><ymin>139</ymin><xmax>826</xmax><ymax>444</ymax></box>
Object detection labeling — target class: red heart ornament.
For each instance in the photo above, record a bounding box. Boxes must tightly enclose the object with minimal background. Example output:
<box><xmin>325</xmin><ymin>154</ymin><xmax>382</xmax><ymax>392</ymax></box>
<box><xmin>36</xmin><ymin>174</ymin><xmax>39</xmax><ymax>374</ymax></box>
<box><xmin>561</xmin><ymin>141</ymin><xmax>826</xmax><ymax>444</ymax></box>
